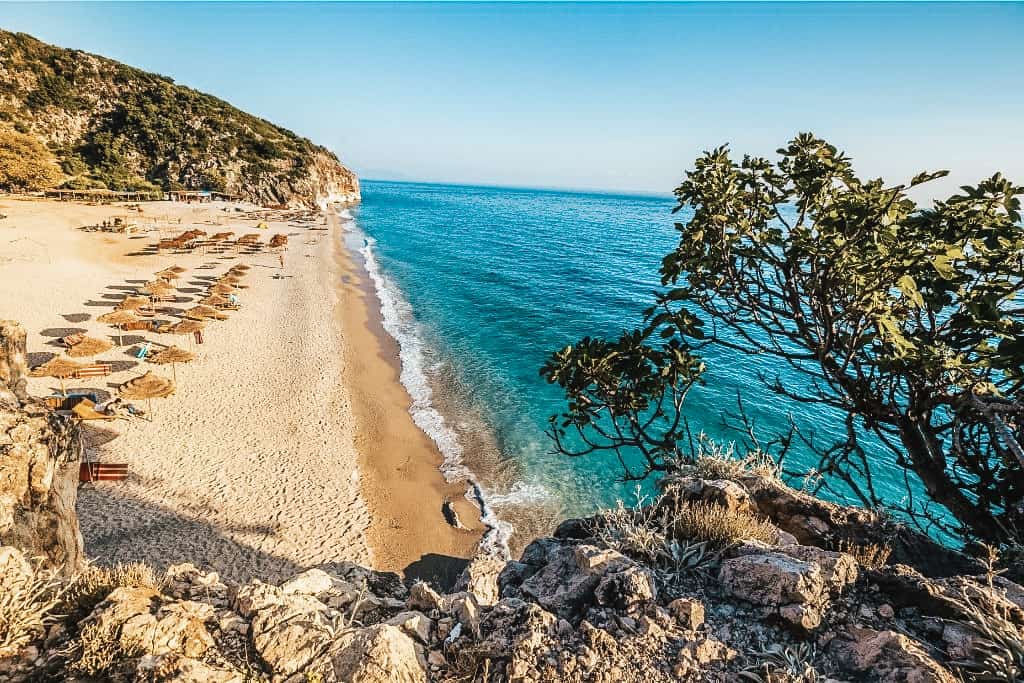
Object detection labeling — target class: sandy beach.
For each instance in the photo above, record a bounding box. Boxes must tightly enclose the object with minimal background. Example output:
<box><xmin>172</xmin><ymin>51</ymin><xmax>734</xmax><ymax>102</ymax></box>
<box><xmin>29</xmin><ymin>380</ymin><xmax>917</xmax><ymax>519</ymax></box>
<box><xmin>0</xmin><ymin>196</ymin><xmax>478</xmax><ymax>584</ymax></box>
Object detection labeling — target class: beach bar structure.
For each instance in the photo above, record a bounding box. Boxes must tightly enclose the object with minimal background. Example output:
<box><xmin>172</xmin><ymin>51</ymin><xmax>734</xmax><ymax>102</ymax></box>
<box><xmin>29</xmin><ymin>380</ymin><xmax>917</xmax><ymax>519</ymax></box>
<box><xmin>165</xmin><ymin>190</ymin><xmax>241</xmax><ymax>203</ymax></box>
<box><xmin>45</xmin><ymin>188</ymin><xmax>163</xmax><ymax>202</ymax></box>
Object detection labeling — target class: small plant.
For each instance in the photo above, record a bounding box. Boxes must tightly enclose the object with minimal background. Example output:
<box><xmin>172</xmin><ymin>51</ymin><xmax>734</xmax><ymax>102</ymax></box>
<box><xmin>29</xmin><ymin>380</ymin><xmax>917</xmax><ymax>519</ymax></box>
<box><xmin>948</xmin><ymin>546</ymin><xmax>1024</xmax><ymax>682</ymax></box>
<box><xmin>669</xmin><ymin>501</ymin><xmax>778</xmax><ymax>548</ymax></box>
<box><xmin>63</xmin><ymin>561</ymin><xmax>164</xmax><ymax>618</ymax></box>
<box><xmin>738</xmin><ymin>643</ymin><xmax>821</xmax><ymax>682</ymax></box>
<box><xmin>838</xmin><ymin>540</ymin><xmax>892</xmax><ymax>569</ymax></box>
<box><xmin>67</xmin><ymin>618</ymin><xmax>143</xmax><ymax>677</ymax></box>
<box><xmin>681</xmin><ymin>437</ymin><xmax>781</xmax><ymax>482</ymax></box>
<box><xmin>0</xmin><ymin>551</ymin><xmax>66</xmax><ymax>658</ymax></box>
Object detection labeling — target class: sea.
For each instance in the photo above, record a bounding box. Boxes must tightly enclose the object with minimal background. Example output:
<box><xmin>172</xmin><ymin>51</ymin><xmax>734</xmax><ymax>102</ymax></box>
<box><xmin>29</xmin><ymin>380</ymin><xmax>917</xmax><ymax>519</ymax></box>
<box><xmin>342</xmin><ymin>180</ymin><xmax>915</xmax><ymax>552</ymax></box>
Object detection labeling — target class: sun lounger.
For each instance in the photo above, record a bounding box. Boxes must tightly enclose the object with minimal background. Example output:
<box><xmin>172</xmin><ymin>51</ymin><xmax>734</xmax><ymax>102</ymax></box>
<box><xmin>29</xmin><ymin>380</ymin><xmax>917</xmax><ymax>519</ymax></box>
<box><xmin>71</xmin><ymin>398</ymin><xmax>119</xmax><ymax>421</ymax></box>
<box><xmin>79</xmin><ymin>462</ymin><xmax>129</xmax><ymax>482</ymax></box>
<box><xmin>62</xmin><ymin>333</ymin><xmax>85</xmax><ymax>348</ymax></box>
<box><xmin>136</xmin><ymin>342</ymin><xmax>151</xmax><ymax>359</ymax></box>
<box><xmin>73</xmin><ymin>363</ymin><xmax>111</xmax><ymax>379</ymax></box>
<box><xmin>46</xmin><ymin>392</ymin><xmax>100</xmax><ymax>411</ymax></box>
<box><xmin>123</xmin><ymin>320</ymin><xmax>155</xmax><ymax>332</ymax></box>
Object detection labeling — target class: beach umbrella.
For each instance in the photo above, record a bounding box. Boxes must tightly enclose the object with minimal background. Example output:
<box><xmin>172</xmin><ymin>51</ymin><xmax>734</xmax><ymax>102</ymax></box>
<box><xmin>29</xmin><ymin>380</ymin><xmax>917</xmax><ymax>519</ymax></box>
<box><xmin>148</xmin><ymin>346</ymin><xmax>194</xmax><ymax>382</ymax></box>
<box><xmin>155</xmin><ymin>267</ymin><xmax>182</xmax><ymax>281</ymax></box>
<box><xmin>117</xmin><ymin>295</ymin><xmax>152</xmax><ymax>311</ymax></box>
<box><xmin>140</xmin><ymin>280</ymin><xmax>176</xmax><ymax>296</ymax></box>
<box><xmin>118</xmin><ymin>371</ymin><xmax>175</xmax><ymax>414</ymax></box>
<box><xmin>30</xmin><ymin>357</ymin><xmax>85</xmax><ymax>395</ymax></box>
<box><xmin>200</xmin><ymin>294</ymin><xmax>230</xmax><ymax>307</ymax></box>
<box><xmin>230</xmin><ymin>264</ymin><xmax>250</xmax><ymax>272</ymax></box>
<box><xmin>166</xmin><ymin>319</ymin><xmax>205</xmax><ymax>346</ymax></box>
<box><xmin>97</xmin><ymin>309</ymin><xmax>139</xmax><ymax>346</ymax></box>
<box><xmin>210</xmin><ymin>283</ymin><xmax>235</xmax><ymax>295</ymax></box>
<box><xmin>184</xmin><ymin>304</ymin><xmax>224</xmax><ymax>320</ymax></box>
<box><xmin>65</xmin><ymin>335</ymin><xmax>113</xmax><ymax>358</ymax></box>
<box><xmin>211</xmin><ymin>231</ymin><xmax>235</xmax><ymax>241</ymax></box>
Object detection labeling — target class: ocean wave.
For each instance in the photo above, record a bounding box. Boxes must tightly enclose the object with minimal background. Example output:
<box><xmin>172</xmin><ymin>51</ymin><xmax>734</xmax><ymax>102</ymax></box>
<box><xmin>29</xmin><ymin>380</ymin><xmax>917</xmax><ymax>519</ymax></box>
<box><xmin>352</xmin><ymin>223</ymin><xmax>516</xmax><ymax>556</ymax></box>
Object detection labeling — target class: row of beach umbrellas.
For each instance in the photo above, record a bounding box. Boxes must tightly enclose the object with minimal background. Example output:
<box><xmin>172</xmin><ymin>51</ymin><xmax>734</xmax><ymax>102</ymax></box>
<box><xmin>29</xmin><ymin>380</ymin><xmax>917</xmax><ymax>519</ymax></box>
<box><xmin>31</xmin><ymin>261</ymin><xmax>251</xmax><ymax>412</ymax></box>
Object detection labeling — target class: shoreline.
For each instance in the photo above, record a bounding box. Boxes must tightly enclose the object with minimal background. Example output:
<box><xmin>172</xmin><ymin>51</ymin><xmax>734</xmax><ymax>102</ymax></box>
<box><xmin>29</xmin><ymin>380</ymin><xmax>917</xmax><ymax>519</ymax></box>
<box><xmin>329</xmin><ymin>209</ymin><xmax>482</xmax><ymax>585</ymax></box>
<box><xmin>2</xmin><ymin>196</ymin><xmax>480</xmax><ymax>586</ymax></box>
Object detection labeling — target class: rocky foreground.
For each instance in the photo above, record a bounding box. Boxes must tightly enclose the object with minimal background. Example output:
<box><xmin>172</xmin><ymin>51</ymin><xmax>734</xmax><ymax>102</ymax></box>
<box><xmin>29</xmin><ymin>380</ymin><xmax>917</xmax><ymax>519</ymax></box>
<box><xmin>2</xmin><ymin>322</ymin><xmax>1023</xmax><ymax>682</ymax></box>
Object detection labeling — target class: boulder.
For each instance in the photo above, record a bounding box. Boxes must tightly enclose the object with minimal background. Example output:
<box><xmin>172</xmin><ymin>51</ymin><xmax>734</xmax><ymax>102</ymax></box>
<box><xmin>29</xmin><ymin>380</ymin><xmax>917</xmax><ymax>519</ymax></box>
<box><xmin>305</xmin><ymin>624</ymin><xmax>427</xmax><ymax>683</ymax></box>
<box><xmin>719</xmin><ymin>550</ymin><xmax>826</xmax><ymax>629</ymax></box>
<box><xmin>830</xmin><ymin>627</ymin><xmax>957</xmax><ymax>682</ymax></box>
<box><xmin>668</xmin><ymin>598</ymin><xmax>705</xmax><ymax>631</ymax></box>
<box><xmin>455</xmin><ymin>552</ymin><xmax>504</xmax><ymax>605</ymax></box>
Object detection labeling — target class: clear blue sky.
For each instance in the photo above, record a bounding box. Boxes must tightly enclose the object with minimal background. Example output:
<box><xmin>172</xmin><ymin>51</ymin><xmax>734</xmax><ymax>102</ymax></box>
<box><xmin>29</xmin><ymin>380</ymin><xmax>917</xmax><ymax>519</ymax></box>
<box><xmin>2</xmin><ymin>2</ymin><xmax>1022</xmax><ymax>196</ymax></box>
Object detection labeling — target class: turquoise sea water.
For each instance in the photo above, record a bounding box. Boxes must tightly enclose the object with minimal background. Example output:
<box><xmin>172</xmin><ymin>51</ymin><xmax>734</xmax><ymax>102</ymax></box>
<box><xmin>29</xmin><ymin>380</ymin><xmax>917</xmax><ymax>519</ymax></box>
<box><xmin>347</xmin><ymin>180</ymin><xmax>911</xmax><ymax>546</ymax></box>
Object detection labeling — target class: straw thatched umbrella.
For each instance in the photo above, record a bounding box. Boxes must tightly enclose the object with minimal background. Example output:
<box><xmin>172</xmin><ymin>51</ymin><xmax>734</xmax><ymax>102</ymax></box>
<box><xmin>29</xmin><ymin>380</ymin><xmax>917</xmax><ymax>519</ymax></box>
<box><xmin>148</xmin><ymin>346</ymin><xmax>194</xmax><ymax>382</ymax></box>
<box><xmin>97</xmin><ymin>309</ymin><xmax>139</xmax><ymax>346</ymax></box>
<box><xmin>30</xmin><ymin>357</ymin><xmax>85</xmax><ymax>395</ymax></box>
<box><xmin>210</xmin><ymin>283</ymin><xmax>235</xmax><ymax>295</ymax></box>
<box><xmin>185</xmin><ymin>305</ymin><xmax>225</xmax><ymax>321</ymax></box>
<box><xmin>117</xmin><ymin>295</ymin><xmax>152</xmax><ymax>311</ymax></box>
<box><xmin>140</xmin><ymin>281</ymin><xmax>176</xmax><ymax>300</ymax></box>
<box><xmin>200</xmin><ymin>294</ymin><xmax>230</xmax><ymax>307</ymax></box>
<box><xmin>155</xmin><ymin>267</ymin><xmax>182</xmax><ymax>281</ymax></box>
<box><xmin>230</xmin><ymin>264</ymin><xmax>251</xmax><ymax>272</ymax></box>
<box><xmin>66</xmin><ymin>335</ymin><xmax>113</xmax><ymax>358</ymax></box>
<box><xmin>119</xmin><ymin>371</ymin><xmax>175</xmax><ymax>414</ymax></box>
<box><xmin>166</xmin><ymin>319</ymin><xmax>205</xmax><ymax>347</ymax></box>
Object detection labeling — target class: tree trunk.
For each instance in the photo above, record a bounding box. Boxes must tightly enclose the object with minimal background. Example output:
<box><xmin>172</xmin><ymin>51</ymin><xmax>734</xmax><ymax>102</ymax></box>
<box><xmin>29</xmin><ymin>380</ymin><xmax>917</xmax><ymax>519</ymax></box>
<box><xmin>0</xmin><ymin>320</ymin><xmax>29</xmax><ymax>406</ymax></box>
<box><xmin>898</xmin><ymin>414</ymin><xmax>1005</xmax><ymax>543</ymax></box>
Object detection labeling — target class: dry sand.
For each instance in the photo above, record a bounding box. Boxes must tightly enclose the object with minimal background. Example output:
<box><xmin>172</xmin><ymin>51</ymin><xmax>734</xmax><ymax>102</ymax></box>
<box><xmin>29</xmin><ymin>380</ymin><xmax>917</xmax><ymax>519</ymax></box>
<box><xmin>0</xmin><ymin>196</ymin><xmax>479</xmax><ymax>584</ymax></box>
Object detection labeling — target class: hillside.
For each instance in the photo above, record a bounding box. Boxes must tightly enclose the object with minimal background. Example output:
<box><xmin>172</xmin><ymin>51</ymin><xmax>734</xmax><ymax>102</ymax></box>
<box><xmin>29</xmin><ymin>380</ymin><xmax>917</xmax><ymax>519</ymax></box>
<box><xmin>0</xmin><ymin>30</ymin><xmax>358</xmax><ymax>207</ymax></box>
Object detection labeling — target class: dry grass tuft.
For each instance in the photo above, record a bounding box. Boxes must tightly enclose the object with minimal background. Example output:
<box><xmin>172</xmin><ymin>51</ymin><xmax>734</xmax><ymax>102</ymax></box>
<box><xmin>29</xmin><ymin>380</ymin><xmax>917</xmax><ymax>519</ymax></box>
<box><xmin>0</xmin><ymin>552</ymin><xmax>66</xmax><ymax>658</ymax></box>
<box><xmin>68</xmin><ymin>618</ymin><xmax>143</xmax><ymax>677</ymax></box>
<box><xmin>664</xmin><ymin>437</ymin><xmax>781</xmax><ymax>487</ymax></box>
<box><xmin>669</xmin><ymin>501</ymin><xmax>778</xmax><ymax>548</ymax></box>
<box><xmin>63</xmin><ymin>561</ymin><xmax>163</xmax><ymax>616</ymax></box>
<box><xmin>838</xmin><ymin>540</ymin><xmax>892</xmax><ymax>569</ymax></box>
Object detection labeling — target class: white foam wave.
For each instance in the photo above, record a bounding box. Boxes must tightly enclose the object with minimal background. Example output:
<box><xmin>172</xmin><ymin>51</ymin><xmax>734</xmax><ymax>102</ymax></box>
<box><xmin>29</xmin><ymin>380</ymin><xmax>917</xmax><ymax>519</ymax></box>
<box><xmin>354</xmin><ymin>226</ymin><xmax>517</xmax><ymax>557</ymax></box>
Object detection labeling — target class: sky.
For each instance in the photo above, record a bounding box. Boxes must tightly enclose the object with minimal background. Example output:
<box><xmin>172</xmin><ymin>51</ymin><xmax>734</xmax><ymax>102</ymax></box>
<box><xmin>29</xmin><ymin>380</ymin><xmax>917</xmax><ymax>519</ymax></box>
<box><xmin>2</xmin><ymin>2</ymin><xmax>1022</xmax><ymax>197</ymax></box>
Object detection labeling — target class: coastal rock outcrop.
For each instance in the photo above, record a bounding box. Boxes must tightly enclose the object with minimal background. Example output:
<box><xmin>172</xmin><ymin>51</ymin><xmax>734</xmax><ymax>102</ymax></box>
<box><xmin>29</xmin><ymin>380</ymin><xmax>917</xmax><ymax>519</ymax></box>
<box><xmin>1</xmin><ymin>391</ymin><xmax>1020</xmax><ymax>682</ymax></box>
<box><xmin>0</xmin><ymin>321</ymin><xmax>83</xmax><ymax>573</ymax></box>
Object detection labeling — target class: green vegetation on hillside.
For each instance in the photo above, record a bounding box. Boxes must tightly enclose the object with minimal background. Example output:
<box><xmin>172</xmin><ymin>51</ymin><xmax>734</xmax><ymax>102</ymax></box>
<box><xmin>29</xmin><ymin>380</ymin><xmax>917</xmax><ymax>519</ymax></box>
<box><xmin>0</xmin><ymin>30</ymin><xmax>341</xmax><ymax>200</ymax></box>
<box><xmin>543</xmin><ymin>133</ymin><xmax>1024</xmax><ymax>549</ymax></box>
<box><xmin>0</xmin><ymin>127</ymin><xmax>60</xmax><ymax>191</ymax></box>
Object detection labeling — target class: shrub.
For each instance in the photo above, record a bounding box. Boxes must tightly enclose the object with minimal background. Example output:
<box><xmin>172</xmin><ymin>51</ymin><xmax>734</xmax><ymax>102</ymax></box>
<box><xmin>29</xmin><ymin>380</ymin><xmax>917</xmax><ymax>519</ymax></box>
<box><xmin>0</xmin><ymin>128</ymin><xmax>61</xmax><ymax>191</ymax></box>
<box><xmin>837</xmin><ymin>540</ymin><xmax>892</xmax><ymax>569</ymax></box>
<box><xmin>63</xmin><ymin>562</ymin><xmax>163</xmax><ymax>619</ymax></box>
<box><xmin>669</xmin><ymin>501</ymin><xmax>778</xmax><ymax>548</ymax></box>
<box><xmin>0</xmin><ymin>550</ymin><xmax>66</xmax><ymax>658</ymax></box>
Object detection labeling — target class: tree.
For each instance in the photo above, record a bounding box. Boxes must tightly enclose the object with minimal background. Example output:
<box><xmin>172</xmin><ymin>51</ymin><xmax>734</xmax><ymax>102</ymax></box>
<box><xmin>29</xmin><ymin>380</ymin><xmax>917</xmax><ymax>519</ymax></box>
<box><xmin>0</xmin><ymin>128</ymin><xmax>61</xmax><ymax>191</ymax></box>
<box><xmin>542</xmin><ymin>133</ymin><xmax>1024</xmax><ymax>546</ymax></box>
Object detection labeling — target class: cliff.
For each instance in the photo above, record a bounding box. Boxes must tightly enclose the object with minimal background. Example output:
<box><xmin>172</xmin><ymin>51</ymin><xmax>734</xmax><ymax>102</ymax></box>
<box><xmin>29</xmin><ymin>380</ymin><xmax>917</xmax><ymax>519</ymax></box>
<box><xmin>0</xmin><ymin>30</ymin><xmax>359</xmax><ymax>207</ymax></box>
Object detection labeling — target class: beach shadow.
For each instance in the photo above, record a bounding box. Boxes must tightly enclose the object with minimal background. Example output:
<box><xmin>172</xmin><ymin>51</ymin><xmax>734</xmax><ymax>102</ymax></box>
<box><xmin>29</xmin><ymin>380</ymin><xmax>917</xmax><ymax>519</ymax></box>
<box><xmin>106</xmin><ymin>359</ymin><xmax>140</xmax><ymax>373</ymax></box>
<box><xmin>27</xmin><ymin>351</ymin><xmax>57</xmax><ymax>366</ymax></box>
<box><xmin>62</xmin><ymin>313</ymin><xmax>91</xmax><ymax>324</ymax></box>
<box><xmin>402</xmin><ymin>553</ymin><xmax>470</xmax><ymax>592</ymax></box>
<box><xmin>80</xmin><ymin>424</ymin><xmax>121</xmax><ymax>448</ymax></box>
<box><xmin>112</xmin><ymin>335</ymin><xmax>148</xmax><ymax>347</ymax></box>
<box><xmin>83</xmin><ymin>299</ymin><xmax>117</xmax><ymax>308</ymax></box>
<box><xmin>77</xmin><ymin>481</ymin><xmax>305</xmax><ymax>584</ymax></box>
<box><xmin>39</xmin><ymin>326</ymin><xmax>87</xmax><ymax>338</ymax></box>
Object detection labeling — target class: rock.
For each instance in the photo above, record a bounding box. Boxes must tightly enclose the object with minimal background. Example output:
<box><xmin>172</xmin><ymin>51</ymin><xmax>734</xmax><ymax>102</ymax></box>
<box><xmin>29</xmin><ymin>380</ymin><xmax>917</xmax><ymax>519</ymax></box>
<box><xmin>455</xmin><ymin>552</ymin><xmax>504</xmax><ymax>606</ymax></box>
<box><xmin>250</xmin><ymin>593</ymin><xmax>337</xmax><ymax>675</ymax></box>
<box><xmin>281</xmin><ymin>568</ymin><xmax>335</xmax><ymax>595</ymax></box>
<box><xmin>720</xmin><ymin>550</ymin><xmax>827</xmax><ymax>630</ymax></box>
<box><xmin>830</xmin><ymin>627</ymin><xmax>957</xmax><ymax>682</ymax></box>
<box><xmin>407</xmin><ymin>581</ymin><xmax>445</xmax><ymax>613</ymax></box>
<box><xmin>136</xmin><ymin>654</ymin><xmax>244</xmax><ymax>682</ymax></box>
<box><xmin>879</xmin><ymin>603</ymin><xmax>895</xmax><ymax>619</ymax></box>
<box><xmin>306</xmin><ymin>624</ymin><xmax>427</xmax><ymax>683</ymax></box>
<box><xmin>719</xmin><ymin>551</ymin><xmax>825</xmax><ymax>608</ymax></box>
<box><xmin>776</xmin><ymin>545</ymin><xmax>858</xmax><ymax>592</ymax></box>
<box><xmin>678</xmin><ymin>477</ymin><xmax>755</xmax><ymax>514</ymax></box>
<box><xmin>452</xmin><ymin>594</ymin><xmax>482</xmax><ymax>638</ymax></box>
<box><xmin>668</xmin><ymin>598</ymin><xmax>705</xmax><ymax>630</ymax></box>
<box><xmin>594</xmin><ymin>565</ymin><xmax>657</xmax><ymax>610</ymax></box>
<box><xmin>386</xmin><ymin>611</ymin><xmax>432</xmax><ymax>644</ymax></box>
<box><xmin>0</xmin><ymin>325</ymin><xmax>84</xmax><ymax>573</ymax></box>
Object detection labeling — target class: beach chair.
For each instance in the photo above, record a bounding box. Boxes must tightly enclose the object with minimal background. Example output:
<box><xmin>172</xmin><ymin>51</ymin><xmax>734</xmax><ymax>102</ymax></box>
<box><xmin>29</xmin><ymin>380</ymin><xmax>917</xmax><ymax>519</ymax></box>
<box><xmin>47</xmin><ymin>392</ymin><xmax>100</xmax><ymax>411</ymax></box>
<box><xmin>136</xmin><ymin>342</ymin><xmax>151</xmax><ymax>359</ymax></box>
<box><xmin>73</xmin><ymin>363</ymin><xmax>112</xmax><ymax>379</ymax></box>
<box><xmin>79</xmin><ymin>462</ymin><xmax>129</xmax><ymax>482</ymax></box>
<box><xmin>62</xmin><ymin>333</ymin><xmax>85</xmax><ymax>349</ymax></box>
<box><xmin>71</xmin><ymin>398</ymin><xmax>120</xmax><ymax>421</ymax></box>
<box><xmin>123</xmin><ymin>320</ymin><xmax>155</xmax><ymax>332</ymax></box>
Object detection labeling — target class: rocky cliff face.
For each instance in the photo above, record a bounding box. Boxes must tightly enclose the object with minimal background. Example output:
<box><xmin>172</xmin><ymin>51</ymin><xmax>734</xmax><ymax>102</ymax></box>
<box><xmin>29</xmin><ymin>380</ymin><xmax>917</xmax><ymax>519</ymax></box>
<box><xmin>0</xmin><ymin>30</ymin><xmax>359</xmax><ymax>208</ymax></box>
<box><xmin>2</xmin><ymin>453</ymin><xmax>1021</xmax><ymax>681</ymax></box>
<box><xmin>0</xmin><ymin>321</ymin><xmax>83</xmax><ymax>574</ymax></box>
